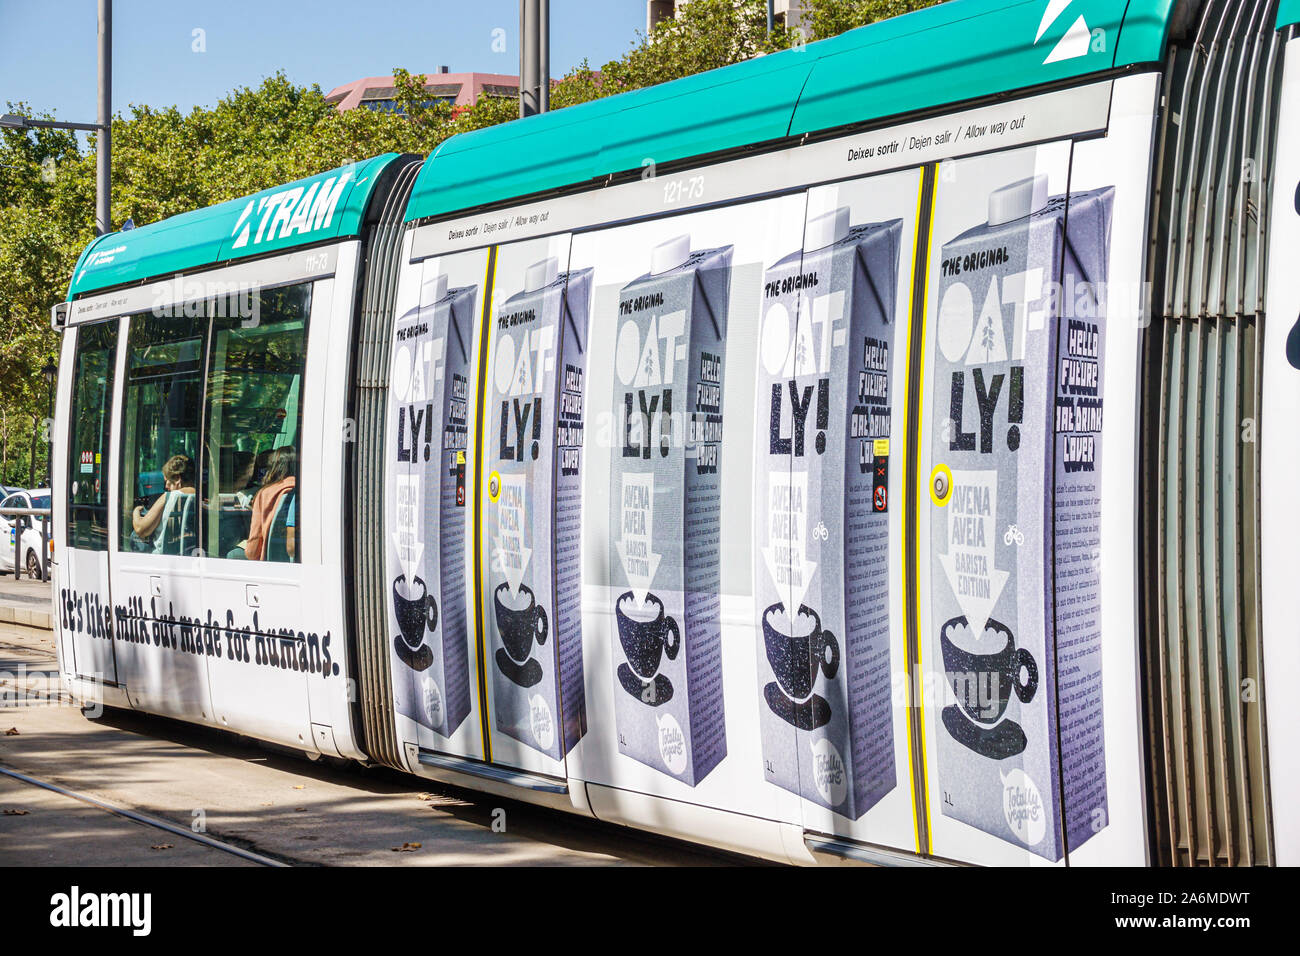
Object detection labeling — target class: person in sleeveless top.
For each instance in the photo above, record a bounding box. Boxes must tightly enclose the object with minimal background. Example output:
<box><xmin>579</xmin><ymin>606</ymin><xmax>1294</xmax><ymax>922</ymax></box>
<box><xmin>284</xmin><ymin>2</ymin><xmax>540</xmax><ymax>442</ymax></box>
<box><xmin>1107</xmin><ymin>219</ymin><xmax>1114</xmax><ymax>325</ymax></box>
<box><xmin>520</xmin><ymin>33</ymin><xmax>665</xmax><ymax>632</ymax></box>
<box><xmin>130</xmin><ymin>454</ymin><xmax>196</xmax><ymax>553</ymax></box>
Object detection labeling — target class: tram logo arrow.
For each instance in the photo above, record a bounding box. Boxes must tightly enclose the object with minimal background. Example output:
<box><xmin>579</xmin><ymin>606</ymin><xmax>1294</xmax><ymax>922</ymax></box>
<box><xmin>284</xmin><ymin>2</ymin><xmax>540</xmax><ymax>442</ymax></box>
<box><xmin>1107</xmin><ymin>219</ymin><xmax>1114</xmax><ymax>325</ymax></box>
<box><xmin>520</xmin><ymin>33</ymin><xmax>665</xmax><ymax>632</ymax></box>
<box><xmin>1035</xmin><ymin>0</ymin><xmax>1091</xmax><ymax>65</ymax></box>
<box><xmin>938</xmin><ymin>469</ymin><xmax>1008</xmax><ymax>639</ymax></box>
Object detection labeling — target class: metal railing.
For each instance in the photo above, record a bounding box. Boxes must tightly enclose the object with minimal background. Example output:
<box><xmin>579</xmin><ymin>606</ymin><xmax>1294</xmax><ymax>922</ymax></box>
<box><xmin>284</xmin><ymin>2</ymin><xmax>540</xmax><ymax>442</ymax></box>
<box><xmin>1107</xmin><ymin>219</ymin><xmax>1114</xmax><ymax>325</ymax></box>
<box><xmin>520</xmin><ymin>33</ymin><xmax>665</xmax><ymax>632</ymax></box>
<box><xmin>0</xmin><ymin>507</ymin><xmax>53</xmax><ymax>582</ymax></box>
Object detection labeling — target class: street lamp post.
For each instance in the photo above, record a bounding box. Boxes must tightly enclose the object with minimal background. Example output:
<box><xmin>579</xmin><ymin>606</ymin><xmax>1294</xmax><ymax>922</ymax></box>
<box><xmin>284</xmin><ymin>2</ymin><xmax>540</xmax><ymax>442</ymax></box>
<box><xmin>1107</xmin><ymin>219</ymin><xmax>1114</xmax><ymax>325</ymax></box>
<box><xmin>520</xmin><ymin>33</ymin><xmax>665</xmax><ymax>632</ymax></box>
<box><xmin>0</xmin><ymin>0</ymin><xmax>111</xmax><ymax>235</ymax></box>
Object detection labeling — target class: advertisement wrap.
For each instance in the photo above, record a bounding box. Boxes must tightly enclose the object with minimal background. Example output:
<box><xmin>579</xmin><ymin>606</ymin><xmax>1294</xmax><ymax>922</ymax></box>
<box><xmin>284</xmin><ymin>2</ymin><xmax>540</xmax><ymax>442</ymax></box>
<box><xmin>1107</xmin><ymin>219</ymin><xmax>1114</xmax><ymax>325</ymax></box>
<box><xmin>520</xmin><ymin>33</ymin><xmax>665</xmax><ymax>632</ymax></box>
<box><xmin>928</xmin><ymin>153</ymin><xmax>1113</xmax><ymax>861</ymax></box>
<box><xmin>606</xmin><ymin>236</ymin><xmax>732</xmax><ymax>786</ymax></box>
<box><xmin>484</xmin><ymin>246</ymin><xmax>592</xmax><ymax>765</ymax></box>
<box><xmin>389</xmin><ymin>266</ymin><xmax>477</xmax><ymax>739</ymax></box>
<box><xmin>754</xmin><ymin>208</ymin><xmax>902</xmax><ymax>819</ymax></box>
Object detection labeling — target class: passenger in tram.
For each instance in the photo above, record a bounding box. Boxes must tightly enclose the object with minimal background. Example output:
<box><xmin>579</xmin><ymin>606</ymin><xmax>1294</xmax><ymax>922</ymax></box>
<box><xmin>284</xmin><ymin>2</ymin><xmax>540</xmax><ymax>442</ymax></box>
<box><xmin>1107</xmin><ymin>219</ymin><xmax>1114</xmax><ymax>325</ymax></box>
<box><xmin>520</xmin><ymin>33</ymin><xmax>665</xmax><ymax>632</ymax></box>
<box><xmin>129</xmin><ymin>454</ymin><xmax>197</xmax><ymax>554</ymax></box>
<box><xmin>225</xmin><ymin>446</ymin><xmax>297</xmax><ymax>561</ymax></box>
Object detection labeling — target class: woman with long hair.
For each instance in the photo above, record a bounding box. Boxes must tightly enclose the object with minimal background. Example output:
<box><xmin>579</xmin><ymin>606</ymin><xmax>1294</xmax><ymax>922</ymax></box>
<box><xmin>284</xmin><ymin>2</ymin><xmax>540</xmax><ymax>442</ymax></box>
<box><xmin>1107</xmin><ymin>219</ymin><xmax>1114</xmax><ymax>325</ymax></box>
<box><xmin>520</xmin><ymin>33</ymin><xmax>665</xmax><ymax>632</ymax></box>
<box><xmin>226</xmin><ymin>446</ymin><xmax>296</xmax><ymax>561</ymax></box>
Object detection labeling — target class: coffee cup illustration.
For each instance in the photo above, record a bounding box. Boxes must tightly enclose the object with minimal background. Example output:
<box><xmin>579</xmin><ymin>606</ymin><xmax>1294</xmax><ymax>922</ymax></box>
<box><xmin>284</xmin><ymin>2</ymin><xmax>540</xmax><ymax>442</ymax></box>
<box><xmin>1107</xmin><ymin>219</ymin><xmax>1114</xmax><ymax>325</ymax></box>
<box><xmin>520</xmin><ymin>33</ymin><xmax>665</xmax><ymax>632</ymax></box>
<box><xmin>615</xmin><ymin>591</ymin><xmax>680</xmax><ymax>683</ymax></box>
<box><xmin>393</xmin><ymin>574</ymin><xmax>438</xmax><ymax>649</ymax></box>
<box><xmin>494</xmin><ymin>582</ymin><xmax>548</xmax><ymax>664</ymax></box>
<box><xmin>939</xmin><ymin>615</ymin><xmax>1037</xmax><ymax>725</ymax></box>
<box><xmin>762</xmin><ymin>602</ymin><xmax>840</xmax><ymax>703</ymax></box>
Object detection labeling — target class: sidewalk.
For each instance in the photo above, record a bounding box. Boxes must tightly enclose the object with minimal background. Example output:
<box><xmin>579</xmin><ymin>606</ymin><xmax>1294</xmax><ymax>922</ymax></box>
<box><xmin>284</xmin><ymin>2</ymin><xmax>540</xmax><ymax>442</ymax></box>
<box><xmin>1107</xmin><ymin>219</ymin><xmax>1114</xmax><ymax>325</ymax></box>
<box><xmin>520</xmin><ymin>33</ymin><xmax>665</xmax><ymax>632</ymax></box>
<box><xmin>0</xmin><ymin>576</ymin><xmax>54</xmax><ymax>631</ymax></box>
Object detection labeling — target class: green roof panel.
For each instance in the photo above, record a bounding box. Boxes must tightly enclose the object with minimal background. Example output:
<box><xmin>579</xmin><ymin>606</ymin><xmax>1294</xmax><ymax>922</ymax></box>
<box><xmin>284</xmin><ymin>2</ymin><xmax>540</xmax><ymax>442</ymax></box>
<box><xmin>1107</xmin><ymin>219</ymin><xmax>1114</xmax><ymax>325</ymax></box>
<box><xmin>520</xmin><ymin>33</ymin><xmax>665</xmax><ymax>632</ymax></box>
<box><xmin>405</xmin><ymin>95</ymin><xmax>628</xmax><ymax>222</ymax></box>
<box><xmin>1114</xmin><ymin>0</ymin><xmax>1178</xmax><ymax>67</ymax></box>
<box><xmin>590</xmin><ymin>48</ymin><xmax>815</xmax><ymax>183</ymax></box>
<box><xmin>409</xmin><ymin>50</ymin><xmax>815</xmax><ymax>221</ymax></box>
<box><xmin>68</xmin><ymin>153</ymin><xmax>403</xmax><ymax>299</ymax></box>
<box><xmin>789</xmin><ymin>0</ymin><xmax>1132</xmax><ymax>136</ymax></box>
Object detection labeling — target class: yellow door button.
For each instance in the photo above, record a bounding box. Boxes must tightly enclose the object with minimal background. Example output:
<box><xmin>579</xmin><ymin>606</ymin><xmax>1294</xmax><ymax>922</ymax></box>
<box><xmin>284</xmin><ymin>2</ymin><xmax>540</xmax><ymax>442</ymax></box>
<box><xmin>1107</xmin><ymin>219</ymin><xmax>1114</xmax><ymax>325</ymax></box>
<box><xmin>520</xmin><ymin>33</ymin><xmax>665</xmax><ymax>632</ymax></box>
<box><xmin>930</xmin><ymin>464</ymin><xmax>953</xmax><ymax>507</ymax></box>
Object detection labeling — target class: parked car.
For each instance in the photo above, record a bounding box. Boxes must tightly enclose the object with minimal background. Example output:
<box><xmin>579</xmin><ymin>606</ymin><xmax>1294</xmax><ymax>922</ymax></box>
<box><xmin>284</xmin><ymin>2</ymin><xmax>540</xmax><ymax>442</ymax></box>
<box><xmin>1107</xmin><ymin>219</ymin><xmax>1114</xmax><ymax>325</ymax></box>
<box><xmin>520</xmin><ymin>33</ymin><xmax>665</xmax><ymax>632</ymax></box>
<box><xmin>0</xmin><ymin>488</ymin><xmax>53</xmax><ymax>579</ymax></box>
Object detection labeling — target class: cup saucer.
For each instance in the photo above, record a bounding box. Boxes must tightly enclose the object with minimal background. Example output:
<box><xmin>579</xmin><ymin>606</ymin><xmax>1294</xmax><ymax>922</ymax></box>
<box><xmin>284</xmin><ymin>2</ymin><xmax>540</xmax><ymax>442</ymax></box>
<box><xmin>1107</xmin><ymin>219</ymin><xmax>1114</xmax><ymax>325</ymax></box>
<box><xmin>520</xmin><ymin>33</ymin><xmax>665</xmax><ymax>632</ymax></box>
<box><xmin>495</xmin><ymin>648</ymin><xmax>543</xmax><ymax>688</ymax></box>
<box><xmin>941</xmin><ymin>705</ymin><xmax>1028</xmax><ymax>759</ymax></box>
<box><xmin>764</xmin><ymin>682</ymin><xmax>832</xmax><ymax>730</ymax></box>
<box><xmin>394</xmin><ymin>636</ymin><xmax>434</xmax><ymax>672</ymax></box>
<box><xmin>617</xmin><ymin>663</ymin><xmax>674</xmax><ymax>706</ymax></box>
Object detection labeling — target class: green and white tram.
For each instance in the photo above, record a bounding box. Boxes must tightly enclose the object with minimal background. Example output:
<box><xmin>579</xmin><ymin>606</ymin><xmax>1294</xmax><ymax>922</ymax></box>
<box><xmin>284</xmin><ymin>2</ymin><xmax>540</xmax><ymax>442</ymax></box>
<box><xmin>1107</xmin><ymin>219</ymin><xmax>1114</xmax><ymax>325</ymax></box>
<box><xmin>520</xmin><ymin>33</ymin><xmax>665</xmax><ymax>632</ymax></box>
<box><xmin>50</xmin><ymin>0</ymin><xmax>1300</xmax><ymax>866</ymax></box>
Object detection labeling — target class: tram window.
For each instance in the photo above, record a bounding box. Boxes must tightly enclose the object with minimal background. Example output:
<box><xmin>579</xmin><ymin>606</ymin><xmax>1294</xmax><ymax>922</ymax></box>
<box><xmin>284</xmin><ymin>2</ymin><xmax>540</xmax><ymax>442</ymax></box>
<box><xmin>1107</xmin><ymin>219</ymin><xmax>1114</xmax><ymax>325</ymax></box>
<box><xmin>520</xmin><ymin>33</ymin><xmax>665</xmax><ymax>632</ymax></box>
<box><xmin>66</xmin><ymin>321</ymin><xmax>118</xmax><ymax>550</ymax></box>
<box><xmin>203</xmin><ymin>283</ymin><xmax>309</xmax><ymax>564</ymax></box>
<box><xmin>119</xmin><ymin>312</ymin><xmax>206</xmax><ymax>556</ymax></box>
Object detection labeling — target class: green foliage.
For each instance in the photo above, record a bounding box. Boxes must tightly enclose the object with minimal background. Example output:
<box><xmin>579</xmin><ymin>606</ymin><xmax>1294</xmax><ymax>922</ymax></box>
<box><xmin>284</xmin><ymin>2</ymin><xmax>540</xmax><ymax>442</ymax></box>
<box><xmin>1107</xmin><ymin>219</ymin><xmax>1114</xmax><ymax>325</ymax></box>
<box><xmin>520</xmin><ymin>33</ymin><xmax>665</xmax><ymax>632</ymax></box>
<box><xmin>596</xmin><ymin>0</ymin><xmax>790</xmax><ymax>95</ymax></box>
<box><xmin>802</xmin><ymin>0</ymin><xmax>946</xmax><ymax>41</ymax></box>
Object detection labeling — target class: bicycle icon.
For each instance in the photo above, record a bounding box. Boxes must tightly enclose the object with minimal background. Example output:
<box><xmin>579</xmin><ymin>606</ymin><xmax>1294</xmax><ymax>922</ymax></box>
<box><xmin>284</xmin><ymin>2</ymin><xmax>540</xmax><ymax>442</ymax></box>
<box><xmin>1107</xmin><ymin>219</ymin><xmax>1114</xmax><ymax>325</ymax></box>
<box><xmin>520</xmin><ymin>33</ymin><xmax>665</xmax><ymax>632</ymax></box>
<box><xmin>1003</xmin><ymin>525</ymin><xmax>1025</xmax><ymax>547</ymax></box>
<box><xmin>812</xmin><ymin>522</ymin><xmax>829</xmax><ymax>542</ymax></box>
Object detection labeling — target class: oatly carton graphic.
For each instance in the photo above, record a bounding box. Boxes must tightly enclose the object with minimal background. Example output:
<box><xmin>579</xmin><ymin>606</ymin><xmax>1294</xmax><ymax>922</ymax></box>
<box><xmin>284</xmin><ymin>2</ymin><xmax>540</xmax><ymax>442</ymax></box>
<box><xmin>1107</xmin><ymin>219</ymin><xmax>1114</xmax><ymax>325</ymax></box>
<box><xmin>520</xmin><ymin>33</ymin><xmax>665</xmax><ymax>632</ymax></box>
<box><xmin>930</xmin><ymin>176</ymin><xmax>1112</xmax><ymax>860</ymax></box>
<box><xmin>755</xmin><ymin>209</ymin><xmax>901</xmax><ymax>818</ymax></box>
<box><xmin>391</xmin><ymin>273</ymin><xmax>476</xmax><ymax>737</ymax></box>
<box><xmin>488</xmin><ymin>258</ymin><xmax>592</xmax><ymax>760</ymax></box>
<box><xmin>609</xmin><ymin>236</ymin><xmax>731</xmax><ymax>786</ymax></box>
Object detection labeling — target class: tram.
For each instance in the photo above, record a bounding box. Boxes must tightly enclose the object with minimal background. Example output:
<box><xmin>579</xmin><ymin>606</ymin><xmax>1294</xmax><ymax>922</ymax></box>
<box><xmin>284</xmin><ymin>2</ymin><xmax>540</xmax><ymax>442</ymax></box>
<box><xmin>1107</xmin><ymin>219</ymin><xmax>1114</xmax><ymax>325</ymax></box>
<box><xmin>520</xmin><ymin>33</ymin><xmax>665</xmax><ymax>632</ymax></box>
<box><xmin>49</xmin><ymin>0</ymin><xmax>1300</xmax><ymax>865</ymax></box>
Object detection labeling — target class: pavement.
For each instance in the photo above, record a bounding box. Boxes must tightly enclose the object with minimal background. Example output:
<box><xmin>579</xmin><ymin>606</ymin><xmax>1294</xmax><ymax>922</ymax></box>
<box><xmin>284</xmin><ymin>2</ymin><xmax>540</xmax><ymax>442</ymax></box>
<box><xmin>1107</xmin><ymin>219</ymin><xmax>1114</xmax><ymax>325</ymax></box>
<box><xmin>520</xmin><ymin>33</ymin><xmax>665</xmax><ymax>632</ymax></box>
<box><xmin>0</xmin><ymin>575</ymin><xmax>53</xmax><ymax>630</ymax></box>
<box><xmin>0</xmin><ymin>621</ymin><xmax>734</xmax><ymax>866</ymax></box>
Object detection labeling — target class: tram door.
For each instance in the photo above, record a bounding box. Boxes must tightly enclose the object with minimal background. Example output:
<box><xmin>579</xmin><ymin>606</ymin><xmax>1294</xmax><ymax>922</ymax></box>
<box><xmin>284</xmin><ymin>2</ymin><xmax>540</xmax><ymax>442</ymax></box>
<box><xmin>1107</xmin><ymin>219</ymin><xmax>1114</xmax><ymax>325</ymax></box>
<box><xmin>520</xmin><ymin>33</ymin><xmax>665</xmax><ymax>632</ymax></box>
<box><xmin>108</xmin><ymin>310</ymin><xmax>213</xmax><ymax>721</ymax></box>
<box><xmin>199</xmin><ymin>282</ymin><xmax>315</xmax><ymax>747</ymax></box>
<box><xmin>918</xmin><ymin>144</ymin><xmax>1090</xmax><ymax>866</ymax></box>
<box><xmin>57</xmin><ymin>320</ymin><xmax>121</xmax><ymax>686</ymax></box>
<box><xmin>386</xmin><ymin>235</ymin><xmax>590</xmax><ymax>780</ymax></box>
<box><xmin>777</xmin><ymin>172</ymin><xmax>923</xmax><ymax>854</ymax></box>
<box><xmin>477</xmin><ymin>235</ymin><xmax>587</xmax><ymax>780</ymax></box>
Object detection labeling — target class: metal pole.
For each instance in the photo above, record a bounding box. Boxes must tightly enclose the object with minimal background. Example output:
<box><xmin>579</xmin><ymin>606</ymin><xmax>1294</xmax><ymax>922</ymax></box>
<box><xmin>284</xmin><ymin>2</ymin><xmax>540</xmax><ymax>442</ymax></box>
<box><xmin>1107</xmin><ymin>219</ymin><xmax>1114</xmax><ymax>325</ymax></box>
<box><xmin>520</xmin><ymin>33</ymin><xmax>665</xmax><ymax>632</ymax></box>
<box><xmin>41</xmin><ymin>515</ymin><xmax>50</xmax><ymax>581</ymax></box>
<box><xmin>14</xmin><ymin>514</ymin><xmax>23</xmax><ymax>580</ymax></box>
<box><xmin>767</xmin><ymin>1</ymin><xmax>775</xmax><ymax>37</ymax></box>
<box><xmin>539</xmin><ymin>0</ymin><xmax>549</xmax><ymax>113</ymax></box>
<box><xmin>96</xmin><ymin>0</ymin><xmax>111</xmax><ymax>236</ymax></box>
<box><xmin>520</xmin><ymin>0</ymin><xmax>538</xmax><ymax>117</ymax></box>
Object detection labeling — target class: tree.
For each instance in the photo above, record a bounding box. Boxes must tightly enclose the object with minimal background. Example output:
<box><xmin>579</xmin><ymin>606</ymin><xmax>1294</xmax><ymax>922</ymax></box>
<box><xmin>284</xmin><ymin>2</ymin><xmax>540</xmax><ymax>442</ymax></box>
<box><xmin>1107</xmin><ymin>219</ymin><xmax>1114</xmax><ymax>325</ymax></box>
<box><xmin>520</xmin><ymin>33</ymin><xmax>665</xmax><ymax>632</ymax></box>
<box><xmin>802</xmin><ymin>0</ymin><xmax>945</xmax><ymax>41</ymax></box>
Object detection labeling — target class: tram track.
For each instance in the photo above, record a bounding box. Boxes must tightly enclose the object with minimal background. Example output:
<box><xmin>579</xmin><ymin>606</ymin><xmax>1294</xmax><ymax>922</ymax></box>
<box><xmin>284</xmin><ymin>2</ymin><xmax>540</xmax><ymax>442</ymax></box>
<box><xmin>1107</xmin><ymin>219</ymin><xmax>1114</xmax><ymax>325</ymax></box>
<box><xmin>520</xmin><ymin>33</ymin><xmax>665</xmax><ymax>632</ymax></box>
<box><xmin>0</xmin><ymin>764</ymin><xmax>293</xmax><ymax>867</ymax></box>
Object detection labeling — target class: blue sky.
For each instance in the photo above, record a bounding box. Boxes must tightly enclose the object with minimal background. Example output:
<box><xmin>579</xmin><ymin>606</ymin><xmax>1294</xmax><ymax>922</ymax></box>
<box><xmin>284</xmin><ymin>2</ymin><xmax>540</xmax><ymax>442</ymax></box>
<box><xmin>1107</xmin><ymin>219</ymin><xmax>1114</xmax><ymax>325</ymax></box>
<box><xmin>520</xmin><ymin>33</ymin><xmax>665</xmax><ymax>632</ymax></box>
<box><xmin>0</xmin><ymin>0</ymin><xmax>648</xmax><ymax>120</ymax></box>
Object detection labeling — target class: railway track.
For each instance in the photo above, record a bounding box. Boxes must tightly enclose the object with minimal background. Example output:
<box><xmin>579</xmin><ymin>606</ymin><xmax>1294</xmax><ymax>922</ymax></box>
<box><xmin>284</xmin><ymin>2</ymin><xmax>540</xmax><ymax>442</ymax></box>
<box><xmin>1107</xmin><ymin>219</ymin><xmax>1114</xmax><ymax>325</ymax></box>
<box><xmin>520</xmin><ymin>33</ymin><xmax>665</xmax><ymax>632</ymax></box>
<box><xmin>0</xmin><ymin>764</ymin><xmax>290</xmax><ymax>867</ymax></box>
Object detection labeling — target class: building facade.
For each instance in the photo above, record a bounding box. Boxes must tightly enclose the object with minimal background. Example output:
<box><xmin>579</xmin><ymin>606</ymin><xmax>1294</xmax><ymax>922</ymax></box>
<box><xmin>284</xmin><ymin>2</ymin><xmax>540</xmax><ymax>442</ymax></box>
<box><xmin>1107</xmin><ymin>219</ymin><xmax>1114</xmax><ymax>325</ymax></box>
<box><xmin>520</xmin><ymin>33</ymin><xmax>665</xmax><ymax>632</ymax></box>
<box><xmin>646</xmin><ymin>0</ymin><xmax>807</xmax><ymax>33</ymax></box>
<box><xmin>325</xmin><ymin>68</ymin><xmax>523</xmax><ymax>113</ymax></box>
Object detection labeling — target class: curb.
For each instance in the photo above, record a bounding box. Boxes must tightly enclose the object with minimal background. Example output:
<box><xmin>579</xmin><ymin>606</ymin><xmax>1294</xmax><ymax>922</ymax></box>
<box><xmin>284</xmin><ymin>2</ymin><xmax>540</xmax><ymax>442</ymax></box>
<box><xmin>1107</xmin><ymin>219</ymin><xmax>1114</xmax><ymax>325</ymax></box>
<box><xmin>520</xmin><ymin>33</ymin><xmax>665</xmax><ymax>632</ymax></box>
<box><xmin>0</xmin><ymin>603</ymin><xmax>53</xmax><ymax>631</ymax></box>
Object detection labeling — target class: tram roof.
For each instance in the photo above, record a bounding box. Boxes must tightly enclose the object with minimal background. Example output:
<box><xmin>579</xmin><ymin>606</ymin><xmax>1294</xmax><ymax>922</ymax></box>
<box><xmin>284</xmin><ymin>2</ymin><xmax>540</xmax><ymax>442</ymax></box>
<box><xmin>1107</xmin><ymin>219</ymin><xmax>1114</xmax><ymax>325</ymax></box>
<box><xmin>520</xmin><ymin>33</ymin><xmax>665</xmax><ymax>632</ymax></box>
<box><xmin>403</xmin><ymin>0</ymin><xmax>1190</xmax><ymax>224</ymax></box>
<box><xmin>66</xmin><ymin>153</ymin><xmax>404</xmax><ymax>300</ymax></box>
